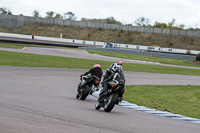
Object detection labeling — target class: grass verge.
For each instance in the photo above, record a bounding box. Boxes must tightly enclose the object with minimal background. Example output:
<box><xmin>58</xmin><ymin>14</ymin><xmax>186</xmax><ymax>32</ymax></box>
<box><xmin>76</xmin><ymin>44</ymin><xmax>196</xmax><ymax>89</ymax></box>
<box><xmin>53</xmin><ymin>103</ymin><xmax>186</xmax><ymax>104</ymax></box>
<box><xmin>87</xmin><ymin>50</ymin><xmax>200</xmax><ymax>68</ymax></box>
<box><xmin>0</xmin><ymin>43</ymin><xmax>24</xmax><ymax>49</ymax></box>
<box><xmin>1</xmin><ymin>50</ymin><xmax>200</xmax><ymax>76</ymax></box>
<box><xmin>1</xmin><ymin>42</ymin><xmax>200</xmax><ymax>68</ymax></box>
<box><xmin>124</xmin><ymin>85</ymin><xmax>200</xmax><ymax>119</ymax></box>
<box><xmin>0</xmin><ymin>42</ymin><xmax>74</xmax><ymax>49</ymax></box>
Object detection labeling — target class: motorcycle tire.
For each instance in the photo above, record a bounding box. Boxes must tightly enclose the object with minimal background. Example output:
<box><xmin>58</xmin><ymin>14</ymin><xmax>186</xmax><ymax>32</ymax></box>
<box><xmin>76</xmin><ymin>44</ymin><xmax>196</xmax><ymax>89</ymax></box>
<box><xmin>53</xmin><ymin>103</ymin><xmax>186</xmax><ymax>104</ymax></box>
<box><xmin>95</xmin><ymin>101</ymin><xmax>101</xmax><ymax>110</ymax></box>
<box><xmin>80</xmin><ymin>85</ymin><xmax>91</xmax><ymax>100</ymax></box>
<box><xmin>76</xmin><ymin>94</ymin><xmax>80</xmax><ymax>99</ymax></box>
<box><xmin>104</xmin><ymin>93</ymin><xmax>117</xmax><ymax>112</ymax></box>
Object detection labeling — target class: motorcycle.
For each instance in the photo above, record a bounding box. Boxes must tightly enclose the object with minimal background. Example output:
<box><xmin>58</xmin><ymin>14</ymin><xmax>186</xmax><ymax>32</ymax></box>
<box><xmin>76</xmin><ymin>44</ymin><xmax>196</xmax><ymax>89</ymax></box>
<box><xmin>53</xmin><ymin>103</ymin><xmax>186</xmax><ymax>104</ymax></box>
<box><xmin>76</xmin><ymin>75</ymin><xmax>100</xmax><ymax>100</ymax></box>
<box><xmin>95</xmin><ymin>81</ymin><xmax>125</xmax><ymax>112</ymax></box>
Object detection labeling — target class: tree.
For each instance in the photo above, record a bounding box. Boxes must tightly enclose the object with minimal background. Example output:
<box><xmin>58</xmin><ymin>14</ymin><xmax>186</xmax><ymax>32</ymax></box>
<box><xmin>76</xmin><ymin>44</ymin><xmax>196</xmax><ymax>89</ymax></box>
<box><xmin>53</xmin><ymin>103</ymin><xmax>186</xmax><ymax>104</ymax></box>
<box><xmin>177</xmin><ymin>24</ymin><xmax>185</xmax><ymax>30</ymax></box>
<box><xmin>7</xmin><ymin>10</ymin><xmax>12</xmax><ymax>15</ymax></box>
<box><xmin>134</xmin><ymin>17</ymin><xmax>150</xmax><ymax>27</ymax></box>
<box><xmin>126</xmin><ymin>24</ymin><xmax>133</xmax><ymax>26</ymax></box>
<box><xmin>0</xmin><ymin>7</ymin><xmax>12</xmax><ymax>15</ymax></box>
<box><xmin>64</xmin><ymin>12</ymin><xmax>77</xmax><ymax>20</ymax></box>
<box><xmin>81</xmin><ymin>18</ymin><xmax>87</xmax><ymax>21</ymax></box>
<box><xmin>0</xmin><ymin>7</ymin><xmax>7</xmax><ymax>14</ymax></box>
<box><xmin>106</xmin><ymin>17</ymin><xmax>122</xmax><ymax>25</ymax></box>
<box><xmin>153</xmin><ymin>22</ymin><xmax>167</xmax><ymax>28</ymax></box>
<box><xmin>168</xmin><ymin>18</ymin><xmax>176</xmax><ymax>29</ymax></box>
<box><xmin>32</xmin><ymin>10</ymin><xmax>40</xmax><ymax>17</ymax></box>
<box><xmin>54</xmin><ymin>13</ymin><xmax>63</xmax><ymax>19</ymax></box>
<box><xmin>45</xmin><ymin>11</ymin><xmax>55</xmax><ymax>18</ymax></box>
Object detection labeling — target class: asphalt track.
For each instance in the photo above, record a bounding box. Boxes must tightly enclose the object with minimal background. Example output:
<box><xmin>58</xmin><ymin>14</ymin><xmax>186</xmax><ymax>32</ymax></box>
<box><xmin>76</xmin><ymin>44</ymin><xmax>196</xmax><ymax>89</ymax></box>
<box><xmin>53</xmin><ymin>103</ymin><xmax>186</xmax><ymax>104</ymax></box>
<box><xmin>1</xmin><ymin>47</ymin><xmax>200</xmax><ymax>133</ymax></box>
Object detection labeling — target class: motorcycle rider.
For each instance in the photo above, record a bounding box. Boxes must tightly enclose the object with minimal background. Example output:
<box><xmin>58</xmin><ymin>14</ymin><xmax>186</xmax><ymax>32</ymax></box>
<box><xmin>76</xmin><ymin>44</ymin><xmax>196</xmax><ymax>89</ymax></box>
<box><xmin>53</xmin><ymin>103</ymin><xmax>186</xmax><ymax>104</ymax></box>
<box><xmin>103</xmin><ymin>61</ymin><xmax>123</xmax><ymax>81</ymax></box>
<box><xmin>99</xmin><ymin>63</ymin><xmax>125</xmax><ymax>104</ymax></box>
<box><xmin>80</xmin><ymin>63</ymin><xmax>103</xmax><ymax>90</ymax></box>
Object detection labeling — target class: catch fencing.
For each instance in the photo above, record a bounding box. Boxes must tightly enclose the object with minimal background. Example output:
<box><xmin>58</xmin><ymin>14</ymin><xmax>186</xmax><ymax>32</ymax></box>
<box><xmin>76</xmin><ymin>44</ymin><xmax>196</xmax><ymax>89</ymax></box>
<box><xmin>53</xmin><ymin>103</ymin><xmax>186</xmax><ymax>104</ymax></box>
<box><xmin>0</xmin><ymin>14</ymin><xmax>200</xmax><ymax>37</ymax></box>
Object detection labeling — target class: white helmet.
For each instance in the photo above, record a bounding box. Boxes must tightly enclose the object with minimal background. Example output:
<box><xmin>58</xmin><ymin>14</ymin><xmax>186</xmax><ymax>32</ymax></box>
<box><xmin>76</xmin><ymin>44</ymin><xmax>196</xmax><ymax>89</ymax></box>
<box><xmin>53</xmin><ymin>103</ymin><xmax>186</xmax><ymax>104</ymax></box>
<box><xmin>114</xmin><ymin>65</ymin><xmax>123</xmax><ymax>72</ymax></box>
<box><xmin>110</xmin><ymin>63</ymin><xmax>122</xmax><ymax>73</ymax></box>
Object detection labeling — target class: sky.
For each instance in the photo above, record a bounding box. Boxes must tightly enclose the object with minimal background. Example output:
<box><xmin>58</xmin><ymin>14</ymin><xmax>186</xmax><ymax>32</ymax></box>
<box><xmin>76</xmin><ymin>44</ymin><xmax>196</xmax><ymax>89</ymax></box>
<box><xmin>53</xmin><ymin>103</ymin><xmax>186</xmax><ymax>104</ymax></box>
<box><xmin>1</xmin><ymin>0</ymin><xmax>200</xmax><ymax>28</ymax></box>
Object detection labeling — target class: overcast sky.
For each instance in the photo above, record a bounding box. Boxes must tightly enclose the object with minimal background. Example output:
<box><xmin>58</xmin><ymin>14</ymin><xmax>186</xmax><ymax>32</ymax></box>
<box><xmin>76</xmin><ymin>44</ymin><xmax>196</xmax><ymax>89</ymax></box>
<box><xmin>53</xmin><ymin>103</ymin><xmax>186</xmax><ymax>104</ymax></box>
<box><xmin>1</xmin><ymin>0</ymin><xmax>200</xmax><ymax>28</ymax></box>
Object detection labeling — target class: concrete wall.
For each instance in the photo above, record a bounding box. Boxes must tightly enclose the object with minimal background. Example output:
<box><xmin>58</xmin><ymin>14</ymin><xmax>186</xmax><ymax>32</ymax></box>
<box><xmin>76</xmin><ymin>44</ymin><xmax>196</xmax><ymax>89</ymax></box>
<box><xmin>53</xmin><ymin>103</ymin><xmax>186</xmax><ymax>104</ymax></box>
<box><xmin>0</xmin><ymin>14</ymin><xmax>200</xmax><ymax>37</ymax></box>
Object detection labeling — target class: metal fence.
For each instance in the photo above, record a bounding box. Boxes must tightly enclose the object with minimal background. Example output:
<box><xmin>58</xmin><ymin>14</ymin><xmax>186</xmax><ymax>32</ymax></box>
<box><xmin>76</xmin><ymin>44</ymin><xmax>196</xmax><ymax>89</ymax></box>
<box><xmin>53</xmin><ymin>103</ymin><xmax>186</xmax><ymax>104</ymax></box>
<box><xmin>78</xmin><ymin>47</ymin><xmax>196</xmax><ymax>61</ymax></box>
<box><xmin>0</xmin><ymin>14</ymin><xmax>200</xmax><ymax>37</ymax></box>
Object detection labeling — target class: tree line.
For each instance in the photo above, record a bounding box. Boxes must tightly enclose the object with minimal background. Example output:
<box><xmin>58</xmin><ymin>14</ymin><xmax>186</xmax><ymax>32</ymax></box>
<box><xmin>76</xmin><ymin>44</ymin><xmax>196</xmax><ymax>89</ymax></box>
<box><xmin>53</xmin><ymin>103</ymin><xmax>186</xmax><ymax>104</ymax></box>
<box><xmin>0</xmin><ymin>7</ymin><xmax>199</xmax><ymax>31</ymax></box>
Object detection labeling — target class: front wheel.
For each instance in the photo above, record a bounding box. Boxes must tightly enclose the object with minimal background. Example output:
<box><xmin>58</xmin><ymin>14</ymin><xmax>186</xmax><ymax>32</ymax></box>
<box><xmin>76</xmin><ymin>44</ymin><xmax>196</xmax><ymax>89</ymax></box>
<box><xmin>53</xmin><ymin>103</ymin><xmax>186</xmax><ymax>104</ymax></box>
<box><xmin>95</xmin><ymin>101</ymin><xmax>101</xmax><ymax>110</ymax></box>
<box><xmin>80</xmin><ymin>85</ymin><xmax>91</xmax><ymax>100</ymax></box>
<box><xmin>76</xmin><ymin>94</ymin><xmax>80</xmax><ymax>99</ymax></box>
<box><xmin>104</xmin><ymin>93</ymin><xmax>117</xmax><ymax>112</ymax></box>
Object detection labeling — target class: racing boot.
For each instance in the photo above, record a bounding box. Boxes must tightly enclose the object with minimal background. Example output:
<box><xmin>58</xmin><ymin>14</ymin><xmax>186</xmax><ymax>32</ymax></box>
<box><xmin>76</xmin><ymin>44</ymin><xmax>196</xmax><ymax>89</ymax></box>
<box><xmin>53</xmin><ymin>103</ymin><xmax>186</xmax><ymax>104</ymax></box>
<box><xmin>116</xmin><ymin>96</ymin><xmax>122</xmax><ymax>105</ymax></box>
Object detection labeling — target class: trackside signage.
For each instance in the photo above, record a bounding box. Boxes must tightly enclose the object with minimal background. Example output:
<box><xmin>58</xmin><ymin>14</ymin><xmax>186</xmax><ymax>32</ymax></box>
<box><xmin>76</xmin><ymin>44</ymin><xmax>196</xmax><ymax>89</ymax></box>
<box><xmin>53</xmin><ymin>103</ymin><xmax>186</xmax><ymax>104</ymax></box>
<box><xmin>0</xmin><ymin>32</ymin><xmax>199</xmax><ymax>55</ymax></box>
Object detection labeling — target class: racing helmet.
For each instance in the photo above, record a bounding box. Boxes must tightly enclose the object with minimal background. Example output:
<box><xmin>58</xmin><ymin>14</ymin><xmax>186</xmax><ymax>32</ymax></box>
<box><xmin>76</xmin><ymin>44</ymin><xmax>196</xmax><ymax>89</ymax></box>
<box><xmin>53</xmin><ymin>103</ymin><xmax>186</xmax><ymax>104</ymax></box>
<box><xmin>114</xmin><ymin>64</ymin><xmax>123</xmax><ymax>72</ymax></box>
<box><xmin>118</xmin><ymin>61</ymin><xmax>123</xmax><ymax>66</ymax></box>
<box><xmin>93</xmin><ymin>64</ymin><xmax>101</xmax><ymax>68</ymax></box>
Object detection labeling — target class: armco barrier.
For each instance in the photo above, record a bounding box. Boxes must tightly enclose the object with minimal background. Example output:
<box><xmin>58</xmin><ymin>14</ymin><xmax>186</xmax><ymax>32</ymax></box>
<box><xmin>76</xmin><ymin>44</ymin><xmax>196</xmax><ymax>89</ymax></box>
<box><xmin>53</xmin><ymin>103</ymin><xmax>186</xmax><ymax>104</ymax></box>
<box><xmin>78</xmin><ymin>47</ymin><xmax>196</xmax><ymax>61</ymax></box>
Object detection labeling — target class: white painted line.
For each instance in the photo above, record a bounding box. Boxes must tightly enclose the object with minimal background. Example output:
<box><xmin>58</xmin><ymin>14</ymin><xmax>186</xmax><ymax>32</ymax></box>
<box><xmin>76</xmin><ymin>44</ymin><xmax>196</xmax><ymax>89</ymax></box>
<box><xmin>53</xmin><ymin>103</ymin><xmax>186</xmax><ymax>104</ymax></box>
<box><xmin>91</xmin><ymin>54</ymin><xmax>160</xmax><ymax>64</ymax></box>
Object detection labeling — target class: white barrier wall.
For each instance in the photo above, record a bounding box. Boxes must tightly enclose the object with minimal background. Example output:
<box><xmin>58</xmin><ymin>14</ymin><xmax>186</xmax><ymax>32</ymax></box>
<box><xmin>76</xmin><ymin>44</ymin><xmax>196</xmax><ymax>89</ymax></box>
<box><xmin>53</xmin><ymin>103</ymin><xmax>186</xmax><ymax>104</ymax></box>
<box><xmin>0</xmin><ymin>32</ymin><xmax>200</xmax><ymax>55</ymax></box>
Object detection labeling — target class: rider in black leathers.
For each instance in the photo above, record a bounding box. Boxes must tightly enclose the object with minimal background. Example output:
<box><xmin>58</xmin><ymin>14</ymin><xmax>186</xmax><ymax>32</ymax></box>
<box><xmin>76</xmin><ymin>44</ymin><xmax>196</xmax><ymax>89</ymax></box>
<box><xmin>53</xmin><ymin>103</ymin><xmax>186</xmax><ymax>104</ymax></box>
<box><xmin>80</xmin><ymin>64</ymin><xmax>103</xmax><ymax>88</ymax></box>
<box><xmin>99</xmin><ymin>62</ymin><xmax>125</xmax><ymax>103</ymax></box>
<box><xmin>103</xmin><ymin>61</ymin><xmax>123</xmax><ymax>80</ymax></box>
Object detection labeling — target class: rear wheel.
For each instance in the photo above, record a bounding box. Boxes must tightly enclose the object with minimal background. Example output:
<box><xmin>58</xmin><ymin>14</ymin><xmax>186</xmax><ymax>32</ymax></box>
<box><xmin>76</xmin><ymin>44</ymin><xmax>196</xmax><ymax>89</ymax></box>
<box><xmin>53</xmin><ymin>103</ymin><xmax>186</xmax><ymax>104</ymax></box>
<box><xmin>80</xmin><ymin>85</ymin><xmax>91</xmax><ymax>100</ymax></box>
<box><xmin>104</xmin><ymin>93</ymin><xmax>117</xmax><ymax>112</ymax></box>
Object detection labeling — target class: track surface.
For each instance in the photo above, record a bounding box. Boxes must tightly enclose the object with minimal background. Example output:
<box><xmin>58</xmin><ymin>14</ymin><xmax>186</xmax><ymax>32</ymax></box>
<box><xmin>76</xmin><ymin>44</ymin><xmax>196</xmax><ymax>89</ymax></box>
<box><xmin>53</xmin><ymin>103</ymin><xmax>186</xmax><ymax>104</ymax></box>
<box><xmin>0</xmin><ymin>66</ymin><xmax>200</xmax><ymax>133</ymax></box>
<box><xmin>1</xmin><ymin>47</ymin><xmax>200</xmax><ymax>133</ymax></box>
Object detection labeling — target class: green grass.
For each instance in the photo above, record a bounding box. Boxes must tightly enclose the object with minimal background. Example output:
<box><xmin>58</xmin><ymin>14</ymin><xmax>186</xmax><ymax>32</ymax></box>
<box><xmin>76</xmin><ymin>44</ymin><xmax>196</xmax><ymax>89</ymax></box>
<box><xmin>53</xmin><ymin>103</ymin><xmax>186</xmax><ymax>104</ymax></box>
<box><xmin>0</xmin><ymin>50</ymin><xmax>112</xmax><ymax>69</ymax></box>
<box><xmin>0</xmin><ymin>42</ymin><xmax>75</xmax><ymax>49</ymax></box>
<box><xmin>124</xmin><ymin>85</ymin><xmax>200</xmax><ymax>119</ymax></box>
<box><xmin>1</xmin><ymin>42</ymin><xmax>200</xmax><ymax>68</ymax></box>
<box><xmin>1</xmin><ymin>50</ymin><xmax>200</xmax><ymax>76</ymax></box>
<box><xmin>87</xmin><ymin>50</ymin><xmax>200</xmax><ymax>68</ymax></box>
<box><xmin>0</xmin><ymin>43</ymin><xmax>24</xmax><ymax>49</ymax></box>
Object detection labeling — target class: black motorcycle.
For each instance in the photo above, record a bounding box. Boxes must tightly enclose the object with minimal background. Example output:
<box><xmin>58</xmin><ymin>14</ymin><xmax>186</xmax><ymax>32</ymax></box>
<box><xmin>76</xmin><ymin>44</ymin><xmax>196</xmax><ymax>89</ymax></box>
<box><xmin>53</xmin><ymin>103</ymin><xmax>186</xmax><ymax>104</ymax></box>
<box><xmin>95</xmin><ymin>81</ymin><xmax>125</xmax><ymax>112</ymax></box>
<box><xmin>76</xmin><ymin>75</ymin><xmax>100</xmax><ymax>100</ymax></box>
